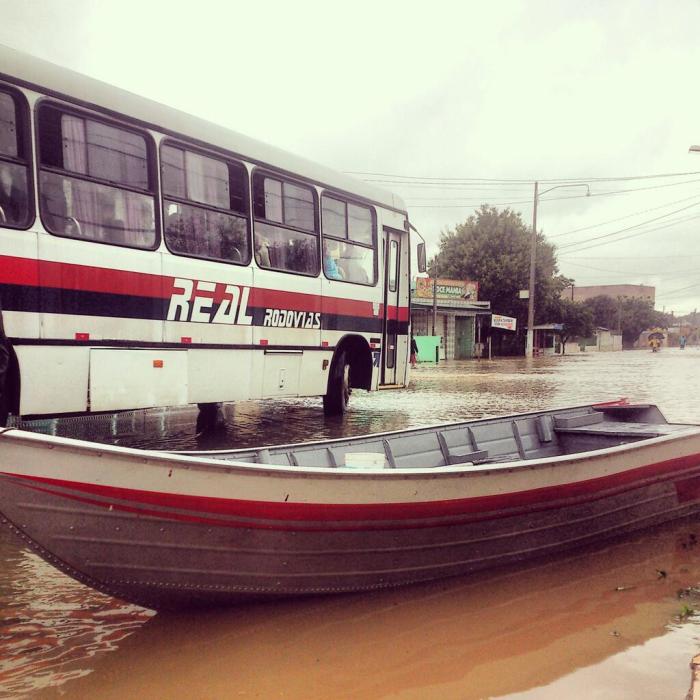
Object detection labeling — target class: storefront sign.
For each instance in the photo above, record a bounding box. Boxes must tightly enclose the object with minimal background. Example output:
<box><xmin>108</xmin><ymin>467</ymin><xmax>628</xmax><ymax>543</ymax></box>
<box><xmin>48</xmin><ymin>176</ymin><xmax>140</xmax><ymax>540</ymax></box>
<box><xmin>415</xmin><ymin>278</ymin><xmax>479</xmax><ymax>301</ymax></box>
<box><xmin>492</xmin><ymin>314</ymin><xmax>517</xmax><ymax>331</ymax></box>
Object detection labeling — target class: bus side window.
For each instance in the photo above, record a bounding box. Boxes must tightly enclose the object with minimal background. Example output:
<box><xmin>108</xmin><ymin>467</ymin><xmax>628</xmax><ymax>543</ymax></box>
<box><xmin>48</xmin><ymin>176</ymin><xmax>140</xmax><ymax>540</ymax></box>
<box><xmin>161</xmin><ymin>143</ymin><xmax>250</xmax><ymax>265</ymax></box>
<box><xmin>252</xmin><ymin>172</ymin><xmax>319</xmax><ymax>276</ymax></box>
<box><xmin>320</xmin><ymin>193</ymin><xmax>376</xmax><ymax>285</ymax></box>
<box><xmin>36</xmin><ymin>104</ymin><xmax>157</xmax><ymax>249</ymax></box>
<box><xmin>0</xmin><ymin>90</ymin><xmax>31</xmax><ymax>228</ymax></box>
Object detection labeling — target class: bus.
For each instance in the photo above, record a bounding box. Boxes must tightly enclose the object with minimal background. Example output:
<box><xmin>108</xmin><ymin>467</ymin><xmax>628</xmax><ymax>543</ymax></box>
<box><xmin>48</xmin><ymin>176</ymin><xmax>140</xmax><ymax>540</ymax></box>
<box><xmin>0</xmin><ymin>45</ymin><xmax>424</xmax><ymax>426</ymax></box>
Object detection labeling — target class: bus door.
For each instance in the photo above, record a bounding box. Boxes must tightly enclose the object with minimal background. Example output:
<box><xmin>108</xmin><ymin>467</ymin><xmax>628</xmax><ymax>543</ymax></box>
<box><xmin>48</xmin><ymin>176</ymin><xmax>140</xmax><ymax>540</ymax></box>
<box><xmin>381</xmin><ymin>228</ymin><xmax>401</xmax><ymax>385</ymax></box>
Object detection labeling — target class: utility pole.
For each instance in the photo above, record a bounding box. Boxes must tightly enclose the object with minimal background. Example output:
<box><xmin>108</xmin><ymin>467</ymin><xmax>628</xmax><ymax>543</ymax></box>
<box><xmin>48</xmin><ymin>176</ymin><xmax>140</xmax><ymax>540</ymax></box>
<box><xmin>432</xmin><ymin>260</ymin><xmax>438</xmax><ymax>335</ymax></box>
<box><xmin>525</xmin><ymin>181</ymin><xmax>591</xmax><ymax>357</ymax></box>
<box><xmin>617</xmin><ymin>296</ymin><xmax>623</xmax><ymax>333</ymax></box>
<box><xmin>526</xmin><ymin>181</ymin><xmax>538</xmax><ymax>357</ymax></box>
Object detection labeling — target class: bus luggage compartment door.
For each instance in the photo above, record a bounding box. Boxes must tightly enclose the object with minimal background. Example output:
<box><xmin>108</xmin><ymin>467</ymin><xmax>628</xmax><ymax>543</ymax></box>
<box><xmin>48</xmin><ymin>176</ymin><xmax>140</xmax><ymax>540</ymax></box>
<box><xmin>261</xmin><ymin>349</ymin><xmax>302</xmax><ymax>398</ymax></box>
<box><xmin>89</xmin><ymin>349</ymin><xmax>188</xmax><ymax>412</ymax></box>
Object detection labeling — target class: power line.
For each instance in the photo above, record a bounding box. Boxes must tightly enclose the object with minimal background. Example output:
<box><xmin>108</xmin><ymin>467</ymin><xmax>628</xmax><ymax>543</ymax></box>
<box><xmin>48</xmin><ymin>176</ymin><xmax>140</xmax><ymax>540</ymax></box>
<box><xmin>347</xmin><ymin>169</ymin><xmax>700</xmax><ymax>184</ymax></box>
<box><xmin>401</xmin><ymin>177</ymin><xmax>700</xmax><ymax>208</ymax></box>
<box><xmin>567</xmin><ymin>253</ymin><xmax>700</xmax><ymax>260</ymax></box>
<box><xmin>561</xmin><ymin>260</ymin><xmax>700</xmax><ymax>277</ymax></box>
<box><xmin>549</xmin><ymin>193</ymin><xmax>700</xmax><ymax>239</ymax></box>
<box><xmin>559</xmin><ymin>214</ymin><xmax>700</xmax><ymax>256</ymax></box>
<box><xmin>582</xmin><ymin>177</ymin><xmax>700</xmax><ymax>198</ymax></box>
<box><xmin>656</xmin><ymin>281</ymin><xmax>700</xmax><ymax>299</ymax></box>
<box><xmin>557</xmin><ymin>204</ymin><xmax>700</xmax><ymax>252</ymax></box>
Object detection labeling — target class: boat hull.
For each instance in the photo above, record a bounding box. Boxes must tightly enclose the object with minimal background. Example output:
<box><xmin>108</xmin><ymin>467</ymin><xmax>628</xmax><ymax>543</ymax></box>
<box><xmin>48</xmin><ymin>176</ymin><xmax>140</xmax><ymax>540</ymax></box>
<box><xmin>1</xmin><ymin>425</ymin><xmax>700</xmax><ymax>609</ymax></box>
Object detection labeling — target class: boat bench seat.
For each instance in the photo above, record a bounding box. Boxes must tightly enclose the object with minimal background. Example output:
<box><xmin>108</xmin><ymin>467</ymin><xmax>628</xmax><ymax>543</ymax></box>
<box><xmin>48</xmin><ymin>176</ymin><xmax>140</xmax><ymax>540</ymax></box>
<box><xmin>552</xmin><ymin>412</ymin><xmax>605</xmax><ymax>430</ymax></box>
<box><xmin>553</xmin><ymin>421</ymin><xmax>662</xmax><ymax>438</ymax></box>
<box><xmin>442</xmin><ymin>446</ymin><xmax>490</xmax><ymax>465</ymax></box>
<box><xmin>385</xmin><ymin>433</ymin><xmax>445</xmax><ymax>468</ymax></box>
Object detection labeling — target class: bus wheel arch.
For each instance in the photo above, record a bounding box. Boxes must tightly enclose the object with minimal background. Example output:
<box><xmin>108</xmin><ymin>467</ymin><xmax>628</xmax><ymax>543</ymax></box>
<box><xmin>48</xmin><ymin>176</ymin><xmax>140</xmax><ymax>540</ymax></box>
<box><xmin>323</xmin><ymin>335</ymin><xmax>372</xmax><ymax>416</ymax></box>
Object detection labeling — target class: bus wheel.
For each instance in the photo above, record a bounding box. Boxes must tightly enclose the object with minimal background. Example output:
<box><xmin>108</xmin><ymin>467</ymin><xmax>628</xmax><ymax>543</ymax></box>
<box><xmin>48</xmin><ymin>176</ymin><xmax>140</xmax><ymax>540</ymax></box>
<box><xmin>196</xmin><ymin>402</ymin><xmax>225</xmax><ymax>434</ymax></box>
<box><xmin>323</xmin><ymin>351</ymin><xmax>350</xmax><ymax>416</ymax></box>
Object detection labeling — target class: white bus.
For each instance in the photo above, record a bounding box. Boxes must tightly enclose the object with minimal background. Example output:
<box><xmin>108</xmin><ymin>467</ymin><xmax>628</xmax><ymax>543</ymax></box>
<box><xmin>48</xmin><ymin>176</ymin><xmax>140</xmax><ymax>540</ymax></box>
<box><xmin>0</xmin><ymin>45</ymin><xmax>424</xmax><ymax>425</ymax></box>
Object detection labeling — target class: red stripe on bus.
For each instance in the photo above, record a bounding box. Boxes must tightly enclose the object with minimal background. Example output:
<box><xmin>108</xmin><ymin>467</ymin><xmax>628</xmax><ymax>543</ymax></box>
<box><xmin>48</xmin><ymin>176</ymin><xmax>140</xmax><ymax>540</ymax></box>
<box><xmin>1</xmin><ymin>255</ymin><xmax>164</xmax><ymax>297</ymax></box>
<box><xmin>0</xmin><ymin>256</ymin><xmax>40</xmax><ymax>285</ymax></box>
<box><xmin>384</xmin><ymin>306</ymin><xmax>409</xmax><ymax>322</ymax></box>
<box><xmin>0</xmin><ymin>255</ymin><xmax>408</xmax><ymax>321</ymax></box>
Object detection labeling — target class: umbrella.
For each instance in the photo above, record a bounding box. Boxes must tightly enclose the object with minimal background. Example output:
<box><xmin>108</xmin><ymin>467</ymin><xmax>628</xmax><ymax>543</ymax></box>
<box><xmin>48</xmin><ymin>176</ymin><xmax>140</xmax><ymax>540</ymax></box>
<box><xmin>648</xmin><ymin>332</ymin><xmax>665</xmax><ymax>340</ymax></box>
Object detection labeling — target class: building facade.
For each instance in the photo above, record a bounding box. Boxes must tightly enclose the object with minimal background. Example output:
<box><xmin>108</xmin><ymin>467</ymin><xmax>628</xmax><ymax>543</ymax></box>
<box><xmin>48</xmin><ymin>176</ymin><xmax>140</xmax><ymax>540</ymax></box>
<box><xmin>410</xmin><ymin>278</ymin><xmax>491</xmax><ymax>359</ymax></box>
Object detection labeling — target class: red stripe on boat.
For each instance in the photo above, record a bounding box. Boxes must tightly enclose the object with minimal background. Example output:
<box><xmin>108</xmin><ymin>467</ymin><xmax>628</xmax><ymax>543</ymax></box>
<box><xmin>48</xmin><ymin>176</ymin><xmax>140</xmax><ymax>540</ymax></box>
<box><xmin>3</xmin><ymin>452</ymin><xmax>700</xmax><ymax>526</ymax></box>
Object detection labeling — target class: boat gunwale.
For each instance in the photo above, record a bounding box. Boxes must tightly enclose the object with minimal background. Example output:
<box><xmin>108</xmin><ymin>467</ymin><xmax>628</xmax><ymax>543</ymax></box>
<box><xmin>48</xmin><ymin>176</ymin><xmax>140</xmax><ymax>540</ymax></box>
<box><xmin>177</xmin><ymin>402</ymin><xmax>626</xmax><ymax>457</ymax></box>
<box><xmin>1</xmin><ymin>407</ymin><xmax>700</xmax><ymax>483</ymax></box>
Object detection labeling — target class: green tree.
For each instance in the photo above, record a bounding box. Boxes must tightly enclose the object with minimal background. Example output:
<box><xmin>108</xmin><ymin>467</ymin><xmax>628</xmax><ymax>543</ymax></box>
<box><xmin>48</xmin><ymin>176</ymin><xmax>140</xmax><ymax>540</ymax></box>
<box><xmin>581</xmin><ymin>295</ymin><xmax>671</xmax><ymax>347</ymax></box>
<box><xmin>431</xmin><ymin>206</ymin><xmax>570</xmax><ymax>350</ymax></box>
<box><xmin>585</xmin><ymin>295</ymin><xmax>620</xmax><ymax>330</ymax></box>
<box><xmin>555</xmin><ymin>299</ymin><xmax>594</xmax><ymax>353</ymax></box>
<box><xmin>619</xmin><ymin>297</ymin><xmax>670</xmax><ymax>347</ymax></box>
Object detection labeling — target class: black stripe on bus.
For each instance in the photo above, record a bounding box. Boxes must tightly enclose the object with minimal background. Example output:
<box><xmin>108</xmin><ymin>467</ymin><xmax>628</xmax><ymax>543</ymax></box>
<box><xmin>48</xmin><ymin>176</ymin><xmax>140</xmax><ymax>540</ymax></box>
<box><xmin>0</xmin><ymin>283</ymin><xmax>405</xmax><ymax>335</ymax></box>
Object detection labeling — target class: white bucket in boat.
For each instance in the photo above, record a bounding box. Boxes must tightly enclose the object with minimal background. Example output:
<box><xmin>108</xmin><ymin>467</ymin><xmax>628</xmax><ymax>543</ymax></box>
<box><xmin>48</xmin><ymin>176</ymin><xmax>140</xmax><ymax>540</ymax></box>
<box><xmin>344</xmin><ymin>452</ymin><xmax>386</xmax><ymax>468</ymax></box>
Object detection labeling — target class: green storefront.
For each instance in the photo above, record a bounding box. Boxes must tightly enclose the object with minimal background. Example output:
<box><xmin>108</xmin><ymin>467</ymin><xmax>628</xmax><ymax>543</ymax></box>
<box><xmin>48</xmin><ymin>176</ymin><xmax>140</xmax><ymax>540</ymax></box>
<box><xmin>410</xmin><ymin>277</ymin><xmax>491</xmax><ymax>360</ymax></box>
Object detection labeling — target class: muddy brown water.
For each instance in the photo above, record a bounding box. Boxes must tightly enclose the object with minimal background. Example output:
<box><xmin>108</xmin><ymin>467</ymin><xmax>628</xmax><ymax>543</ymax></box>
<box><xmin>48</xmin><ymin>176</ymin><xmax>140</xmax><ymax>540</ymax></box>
<box><xmin>1</xmin><ymin>349</ymin><xmax>700</xmax><ymax>698</ymax></box>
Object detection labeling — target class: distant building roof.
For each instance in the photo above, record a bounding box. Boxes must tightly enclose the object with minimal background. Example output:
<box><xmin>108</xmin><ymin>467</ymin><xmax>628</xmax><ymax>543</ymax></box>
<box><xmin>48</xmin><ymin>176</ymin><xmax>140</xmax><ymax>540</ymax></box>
<box><xmin>411</xmin><ymin>298</ymin><xmax>491</xmax><ymax>314</ymax></box>
<box><xmin>565</xmin><ymin>284</ymin><xmax>655</xmax><ymax>303</ymax></box>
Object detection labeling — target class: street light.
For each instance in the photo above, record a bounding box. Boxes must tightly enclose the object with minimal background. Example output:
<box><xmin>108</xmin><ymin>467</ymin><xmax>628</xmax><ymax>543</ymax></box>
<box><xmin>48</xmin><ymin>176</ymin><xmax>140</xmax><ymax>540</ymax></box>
<box><xmin>525</xmin><ymin>182</ymin><xmax>591</xmax><ymax>357</ymax></box>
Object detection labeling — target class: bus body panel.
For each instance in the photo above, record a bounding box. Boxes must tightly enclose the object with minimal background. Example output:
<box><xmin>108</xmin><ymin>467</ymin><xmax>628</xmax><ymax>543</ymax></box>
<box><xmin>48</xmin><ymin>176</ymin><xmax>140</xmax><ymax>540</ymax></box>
<box><xmin>16</xmin><ymin>345</ymin><xmax>89</xmax><ymax>414</ymax></box>
<box><xmin>0</xmin><ymin>49</ymin><xmax>413</xmax><ymax>418</ymax></box>
<box><xmin>1</xmin><ymin>231</ymin><xmax>40</xmax><ymax>340</ymax></box>
<box><xmin>186</xmin><ymin>349</ymin><xmax>257</xmax><ymax>403</ymax></box>
<box><xmin>90</xmin><ymin>348</ymin><xmax>188</xmax><ymax>412</ymax></box>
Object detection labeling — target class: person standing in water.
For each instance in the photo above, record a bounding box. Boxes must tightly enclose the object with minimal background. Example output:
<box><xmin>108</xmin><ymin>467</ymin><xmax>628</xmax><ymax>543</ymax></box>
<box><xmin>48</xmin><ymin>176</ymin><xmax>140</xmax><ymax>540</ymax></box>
<box><xmin>410</xmin><ymin>335</ymin><xmax>418</xmax><ymax>368</ymax></box>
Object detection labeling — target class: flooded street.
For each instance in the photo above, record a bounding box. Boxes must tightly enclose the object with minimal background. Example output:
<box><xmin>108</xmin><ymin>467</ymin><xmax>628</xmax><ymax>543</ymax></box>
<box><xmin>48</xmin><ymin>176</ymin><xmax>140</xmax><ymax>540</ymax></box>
<box><xmin>2</xmin><ymin>348</ymin><xmax>700</xmax><ymax>699</ymax></box>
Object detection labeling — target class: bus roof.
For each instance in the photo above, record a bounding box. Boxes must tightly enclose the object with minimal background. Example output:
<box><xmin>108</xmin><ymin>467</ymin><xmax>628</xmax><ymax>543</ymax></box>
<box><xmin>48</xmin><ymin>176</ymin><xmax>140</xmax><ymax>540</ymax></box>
<box><xmin>0</xmin><ymin>44</ymin><xmax>407</xmax><ymax>215</ymax></box>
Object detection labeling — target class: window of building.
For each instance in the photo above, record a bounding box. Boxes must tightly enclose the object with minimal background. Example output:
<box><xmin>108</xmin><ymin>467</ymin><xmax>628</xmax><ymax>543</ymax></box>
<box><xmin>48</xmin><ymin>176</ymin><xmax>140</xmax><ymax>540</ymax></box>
<box><xmin>0</xmin><ymin>90</ymin><xmax>31</xmax><ymax>228</ymax></box>
<box><xmin>321</xmin><ymin>194</ymin><xmax>376</xmax><ymax>285</ymax></box>
<box><xmin>161</xmin><ymin>143</ymin><xmax>249</xmax><ymax>264</ymax></box>
<box><xmin>252</xmin><ymin>172</ymin><xmax>318</xmax><ymax>276</ymax></box>
<box><xmin>37</xmin><ymin>105</ymin><xmax>156</xmax><ymax>248</ymax></box>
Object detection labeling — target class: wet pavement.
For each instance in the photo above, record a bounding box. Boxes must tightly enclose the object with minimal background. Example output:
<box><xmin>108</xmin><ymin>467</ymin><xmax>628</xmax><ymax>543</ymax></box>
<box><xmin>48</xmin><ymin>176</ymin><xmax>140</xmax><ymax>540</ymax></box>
<box><xmin>1</xmin><ymin>348</ymin><xmax>700</xmax><ymax>698</ymax></box>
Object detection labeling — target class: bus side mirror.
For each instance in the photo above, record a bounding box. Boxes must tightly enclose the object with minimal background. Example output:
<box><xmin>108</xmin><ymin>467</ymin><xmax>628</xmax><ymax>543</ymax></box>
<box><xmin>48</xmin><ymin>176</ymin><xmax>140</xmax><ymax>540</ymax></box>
<box><xmin>417</xmin><ymin>242</ymin><xmax>427</xmax><ymax>273</ymax></box>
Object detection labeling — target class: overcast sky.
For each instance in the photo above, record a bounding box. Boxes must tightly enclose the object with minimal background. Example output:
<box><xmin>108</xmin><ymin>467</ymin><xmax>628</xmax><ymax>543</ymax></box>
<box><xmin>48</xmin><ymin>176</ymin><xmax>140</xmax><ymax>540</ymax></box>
<box><xmin>2</xmin><ymin>0</ymin><xmax>699</xmax><ymax>314</ymax></box>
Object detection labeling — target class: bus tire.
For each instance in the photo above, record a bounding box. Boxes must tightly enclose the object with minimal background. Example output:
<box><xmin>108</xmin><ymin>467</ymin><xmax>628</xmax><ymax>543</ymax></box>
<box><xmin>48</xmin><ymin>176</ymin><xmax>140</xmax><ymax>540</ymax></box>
<box><xmin>323</xmin><ymin>351</ymin><xmax>350</xmax><ymax>416</ymax></box>
<box><xmin>0</xmin><ymin>306</ymin><xmax>8</xmax><ymax>427</ymax></box>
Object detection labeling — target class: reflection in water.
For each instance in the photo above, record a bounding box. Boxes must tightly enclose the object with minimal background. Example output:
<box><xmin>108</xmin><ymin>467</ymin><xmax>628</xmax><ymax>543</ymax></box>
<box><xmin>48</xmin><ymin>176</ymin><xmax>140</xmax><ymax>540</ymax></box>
<box><xmin>31</xmin><ymin>523</ymin><xmax>700</xmax><ymax>700</ymax></box>
<box><xmin>2</xmin><ymin>350</ymin><xmax>700</xmax><ymax>697</ymax></box>
<box><xmin>0</xmin><ymin>528</ymin><xmax>153</xmax><ymax>699</ymax></box>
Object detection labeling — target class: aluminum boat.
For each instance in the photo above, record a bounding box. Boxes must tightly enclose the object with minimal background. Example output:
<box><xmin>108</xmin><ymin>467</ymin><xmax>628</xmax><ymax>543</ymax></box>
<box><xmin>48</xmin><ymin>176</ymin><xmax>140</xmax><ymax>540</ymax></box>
<box><xmin>0</xmin><ymin>401</ymin><xmax>699</xmax><ymax>609</ymax></box>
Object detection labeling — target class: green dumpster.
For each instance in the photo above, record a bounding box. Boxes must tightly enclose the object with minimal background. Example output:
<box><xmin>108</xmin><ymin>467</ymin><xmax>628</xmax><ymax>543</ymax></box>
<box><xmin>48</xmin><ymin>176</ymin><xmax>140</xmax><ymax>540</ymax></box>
<box><xmin>415</xmin><ymin>336</ymin><xmax>441</xmax><ymax>363</ymax></box>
